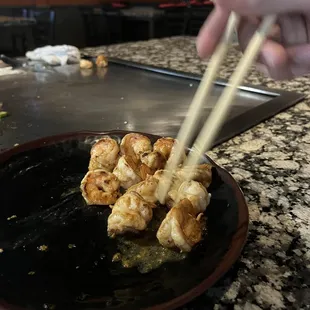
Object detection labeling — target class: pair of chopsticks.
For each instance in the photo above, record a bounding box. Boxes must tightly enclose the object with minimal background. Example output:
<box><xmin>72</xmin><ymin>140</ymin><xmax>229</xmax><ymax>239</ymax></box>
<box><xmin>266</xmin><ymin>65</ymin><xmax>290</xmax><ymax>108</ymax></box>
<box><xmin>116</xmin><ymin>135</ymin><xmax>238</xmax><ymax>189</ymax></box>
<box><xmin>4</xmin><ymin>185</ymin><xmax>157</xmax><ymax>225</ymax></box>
<box><xmin>157</xmin><ymin>13</ymin><xmax>276</xmax><ymax>203</ymax></box>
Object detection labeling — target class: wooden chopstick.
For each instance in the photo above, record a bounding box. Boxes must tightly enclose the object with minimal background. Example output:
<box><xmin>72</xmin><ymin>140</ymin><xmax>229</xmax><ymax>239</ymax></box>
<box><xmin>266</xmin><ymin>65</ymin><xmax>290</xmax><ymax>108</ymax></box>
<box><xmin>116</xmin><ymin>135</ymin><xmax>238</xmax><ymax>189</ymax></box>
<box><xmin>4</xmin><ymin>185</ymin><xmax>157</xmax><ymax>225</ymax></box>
<box><xmin>185</xmin><ymin>15</ymin><xmax>276</xmax><ymax>170</ymax></box>
<box><xmin>157</xmin><ymin>12</ymin><xmax>240</xmax><ymax>203</ymax></box>
<box><xmin>157</xmin><ymin>14</ymin><xmax>276</xmax><ymax>203</ymax></box>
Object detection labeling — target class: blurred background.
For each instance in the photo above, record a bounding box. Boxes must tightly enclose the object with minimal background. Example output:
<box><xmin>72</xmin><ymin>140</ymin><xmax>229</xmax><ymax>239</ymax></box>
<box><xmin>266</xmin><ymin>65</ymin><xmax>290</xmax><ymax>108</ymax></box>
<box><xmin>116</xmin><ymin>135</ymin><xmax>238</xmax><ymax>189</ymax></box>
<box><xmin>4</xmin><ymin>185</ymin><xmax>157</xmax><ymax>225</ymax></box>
<box><xmin>0</xmin><ymin>0</ymin><xmax>214</xmax><ymax>56</ymax></box>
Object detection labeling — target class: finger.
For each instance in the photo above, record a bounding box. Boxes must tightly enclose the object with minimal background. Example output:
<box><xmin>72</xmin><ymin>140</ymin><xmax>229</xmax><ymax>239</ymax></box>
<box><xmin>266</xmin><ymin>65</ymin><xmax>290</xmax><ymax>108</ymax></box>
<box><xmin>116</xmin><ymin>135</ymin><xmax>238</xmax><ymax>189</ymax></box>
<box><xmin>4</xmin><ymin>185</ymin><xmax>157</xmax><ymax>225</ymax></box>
<box><xmin>290</xmin><ymin>64</ymin><xmax>310</xmax><ymax>77</ymax></box>
<box><xmin>255</xmin><ymin>51</ymin><xmax>310</xmax><ymax>80</ymax></box>
<box><xmin>237</xmin><ymin>19</ymin><xmax>290</xmax><ymax>80</ymax></box>
<box><xmin>256</xmin><ymin>43</ymin><xmax>310</xmax><ymax>79</ymax></box>
<box><xmin>287</xmin><ymin>44</ymin><xmax>310</xmax><ymax>65</ymax></box>
<box><xmin>255</xmin><ymin>63</ymin><xmax>294</xmax><ymax>80</ymax></box>
<box><xmin>260</xmin><ymin>40</ymin><xmax>292</xmax><ymax>80</ymax></box>
<box><xmin>216</xmin><ymin>0</ymin><xmax>310</xmax><ymax>15</ymax></box>
<box><xmin>278</xmin><ymin>14</ymin><xmax>308</xmax><ymax>46</ymax></box>
<box><xmin>237</xmin><ymin>18</ymin><xmax>259</xmax><ymax>52</ymax></box>
<box><xmin>237</xmin><ymin>19</ymin><xmax>281</xmax><ymax>53</ymax></box>
<box><xmin>196</xmin><ymin>7</ymin><xmax>230</xmax><ymax>58</ymax></box>
<box><xmin>253</xmin><ymin>40</ymin><xmax>292</xmax><ymax>80</ymax></box>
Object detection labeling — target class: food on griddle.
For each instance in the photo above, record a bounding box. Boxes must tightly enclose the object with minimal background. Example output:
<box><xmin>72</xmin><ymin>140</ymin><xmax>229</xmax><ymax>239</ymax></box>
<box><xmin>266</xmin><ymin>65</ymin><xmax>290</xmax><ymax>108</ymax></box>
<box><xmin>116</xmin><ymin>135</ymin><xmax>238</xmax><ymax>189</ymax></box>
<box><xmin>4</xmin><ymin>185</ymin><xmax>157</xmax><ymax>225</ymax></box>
<box><xmin>38</xmin><ymin>245</ymin><xmax>48</xmax><ymax>252</ymax></box>
<box><xmin>154</xmin><ymin>137</ymin><xmax>187</xmax><ymax>165</ymax></box>
<box><xmin>168</xmin><ymin>180</ymin><xmax>210</xmax><ymax>214</ymax></box>
<box><xmin>126</xmin><ymin>175</ymin><xmax>159</xmax><ymax>204</ymax></box>
<box><xmin>107</xmin><ymin>191</ymin><xmax>155</xmax><ymax>237</ymax></box>
<box><xmin>0</xmin><ymin>111</ymin><xmax>8</xmax><ymax>119</ymax></box>
<box><xmin>96</xmin><ymin>54</ymin><xmax>108</xmax><ymax>68</ymax></box>
<box><xmin>112</xmin><ymin>253</ymin><xmax>122</xmax><ymax>262</ymax></box>
<box><xmin>140</xmin><ymin>151</ymin><xmax>166</xmax><ymax>175</ymax></box>
<box><xmin>80</xmin><ymin>170</ymin><xmax>120</xmax><ymax>205</ymax></box>
<box><xmin>80</xmin><ymin>133</ymin><xmax>213</xmax><ymax>263</ymax></box>
<box><xmin>7</xmin><ymin>215</ymin><xmax>17</xmax><ymax>221</ymax></box>
<box><xmin>156</xmin><ymin>199</ymin><xmax>203</xmax><ymax>252</ymax></box>
<box><xmin>176</xmin><ymin>164</ymin><xmax>212</xmax><ymax>189</ymax></box>
<box><xmin>0</xmin><ymin>103</ymin><xmax>8</xmax><ymax>119</ymax></box>
<box><xmin>153</xmin><ymin>169</ymin><xmax>182</xmax><ymax>206</ymax></box>
<box><xmin>0</xmin><ymin>60</ymin><xmax>11</xmax><ymax>69</ymax></box>
<box><xmin>113</xmin><ymin>155</ymin><xmax>142</xmax><ymax>189</ymax></box>
<box><xmin>79</xmin><ymin>59</ymin><xmax>93</xmax><ymax>69</ymax></box>
<box><xmin>120</xmin><ymin>133</ymin><xmax>152</xmax><ymax>162</ymax></box>
<box><xmin>88</xmin><ymin>137</ymin><xmax>120</xmax><ymax>172</ymax></box>
<box><xmin>153</xmin><ymin>137</ymin><xmax>175</xmax><ymax>160</ymax></box>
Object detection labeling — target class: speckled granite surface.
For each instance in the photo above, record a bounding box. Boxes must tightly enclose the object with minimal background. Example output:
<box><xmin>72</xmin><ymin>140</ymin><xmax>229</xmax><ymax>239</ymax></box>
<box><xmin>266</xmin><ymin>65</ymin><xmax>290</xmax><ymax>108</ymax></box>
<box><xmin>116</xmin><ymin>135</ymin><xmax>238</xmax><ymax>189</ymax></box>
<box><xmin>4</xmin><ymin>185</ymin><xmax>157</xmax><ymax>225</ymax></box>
<box><xmin>82</xmin><ymin>37</ymin><xmax>310</xmax><ymax>310</ymax></box>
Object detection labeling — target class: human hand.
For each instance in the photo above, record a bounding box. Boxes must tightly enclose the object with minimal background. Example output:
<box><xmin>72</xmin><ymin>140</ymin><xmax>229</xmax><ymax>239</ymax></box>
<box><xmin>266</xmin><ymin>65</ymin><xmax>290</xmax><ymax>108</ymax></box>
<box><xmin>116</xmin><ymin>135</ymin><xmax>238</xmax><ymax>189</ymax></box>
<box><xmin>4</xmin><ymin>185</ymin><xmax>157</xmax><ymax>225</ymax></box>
<box><xmin>196</xmin><ymin>0</ymin><xmax>310</xmax><ymax>80</ymax></box>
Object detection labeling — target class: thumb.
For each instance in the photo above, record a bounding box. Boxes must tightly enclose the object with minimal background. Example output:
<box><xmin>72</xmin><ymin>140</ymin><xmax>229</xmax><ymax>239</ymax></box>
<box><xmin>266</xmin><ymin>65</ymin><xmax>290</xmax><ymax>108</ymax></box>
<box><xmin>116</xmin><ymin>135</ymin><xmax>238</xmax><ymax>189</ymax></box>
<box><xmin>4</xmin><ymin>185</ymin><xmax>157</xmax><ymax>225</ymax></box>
<box><xmin>196</xmin><ymin>6</ymin><xmax>230</xmax><ymax>58</ymax></box>
<box><xmin>216</xmin><ymin>0</ymin><xmax>310</xmax><ymax>15</ymax></box>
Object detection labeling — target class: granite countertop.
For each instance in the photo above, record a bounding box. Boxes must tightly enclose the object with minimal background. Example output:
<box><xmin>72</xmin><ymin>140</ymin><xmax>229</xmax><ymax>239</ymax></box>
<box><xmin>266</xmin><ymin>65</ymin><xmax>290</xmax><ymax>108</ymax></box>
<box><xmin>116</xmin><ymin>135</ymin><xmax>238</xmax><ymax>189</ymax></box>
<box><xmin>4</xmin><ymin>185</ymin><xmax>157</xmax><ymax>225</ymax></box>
<box><xmin>82</xmin><ymin>37</ymin><xmax>310</xmax><ymax>310</ymax></box>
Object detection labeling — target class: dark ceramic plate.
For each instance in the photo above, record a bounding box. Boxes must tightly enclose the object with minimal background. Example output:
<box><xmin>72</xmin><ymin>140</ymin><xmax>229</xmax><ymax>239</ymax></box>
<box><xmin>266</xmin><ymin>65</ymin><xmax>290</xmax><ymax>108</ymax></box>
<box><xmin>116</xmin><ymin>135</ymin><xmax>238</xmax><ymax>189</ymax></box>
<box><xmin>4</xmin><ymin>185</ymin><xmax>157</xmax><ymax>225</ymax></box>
<box><xmin>0</xmin><ymin>131</ymin><xmax>249</xmax><ymax>310</ymax></box>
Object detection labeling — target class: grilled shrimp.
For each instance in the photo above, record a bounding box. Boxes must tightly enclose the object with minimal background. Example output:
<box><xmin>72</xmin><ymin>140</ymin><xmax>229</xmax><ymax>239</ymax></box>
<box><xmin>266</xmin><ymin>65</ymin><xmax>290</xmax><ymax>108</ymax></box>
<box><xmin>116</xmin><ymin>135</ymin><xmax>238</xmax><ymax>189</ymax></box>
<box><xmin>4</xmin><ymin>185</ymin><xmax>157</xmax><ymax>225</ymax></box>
<box><xmin>153</xmin><ymin>169</ymin><xmax>182</xmax><ymax>205</ymax></box>
<box><xmin>156</xmin><ymin>199</ymin><xmax>203</xmax><ymax>252</ymax></box>
<box><xmin>120</xmin><ymin>133</ymin><xmax>152</xmax><ymax>161</ymax></box>
<box><xmin>170</xmin><ymin>180</ymin><xmax>211</xmax><ymax>214</ymax></box>
<box><xmin>127</xmin><ymin>175</ymin><xmax>159</xmax><ymax>203</ymax></box>
<box><xmin>176</xmin><ymin>164</ymin><xmax>212</xmax><ymax>189</ymax></box>
<box><xmin>153</xmin><ymin>137</ymin><xmax>175</xmax><ymax>160</ymax></box>
<box><xmin>107</xmin><ymin>191</ymin><xmax>155</xmax><ymax>237</ymax></box>
<box><xmin>154</xmin><ymin>137</ymin><xmax>187</xmax><ymax>166</ymax></box>
<box><xmin>88</xmin><ymin>137</ymin><xmax>120</xmax><ymax>172</ymax></box>
<box><xmin>113</xmin><ymin>155</ymin><xmax>141</xmax><ymax>189</ymax></box>
<box><xmin>80</xmin><ymin>169</ymin><xmax>121</xmax><ymax>205</ymax></box>
<box><xmin>140</xmin><ymin>151</ymin><xmax>166</xmax><ymax>178</ymax></box>
<box><xmin>167</xmin><ymin>146</ymin><xmax>187</xmax><ymax>168</ymax></box>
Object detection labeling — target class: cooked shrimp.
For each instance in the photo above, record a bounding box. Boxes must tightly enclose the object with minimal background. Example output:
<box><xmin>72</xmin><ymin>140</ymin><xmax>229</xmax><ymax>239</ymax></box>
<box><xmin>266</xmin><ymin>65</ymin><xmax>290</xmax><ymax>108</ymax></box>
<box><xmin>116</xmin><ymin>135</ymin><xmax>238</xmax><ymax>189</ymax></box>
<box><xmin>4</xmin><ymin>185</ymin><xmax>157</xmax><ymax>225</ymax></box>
<box><xmin>154</xmin><ymin>137</ymin><xmax>186</xmax><ymax>164</ymax></box>
<box><xmin>174</xmin><ymin>180</ymin><xmax>211</xmax><ymax>214</ymax></box>
<box><xmin>176</xmin><ymin>164</ymin><xmax>212</xmax><ymax>189</ymax></box>
<box><xmin>166</xmin><ymin>141</ymin><xmax>187</xmax><ymax>167</ymax></box>
<box><xmin>127</xmin><ymin>175</ymin><xmax>159</xmax><ymax>203</ymax></box>
<box><xmin>153</xmin><ymin>169</ymin><xmax>168</xmax><ymax>182</ymax></box>
<box><xmin>153</xmin><ymin>137</ymin><xmax>175</xmax><ymax>160</ymax></box>
<box><xmin>140</xmin><ymin>151</ymin><xmax>166</xmax><ymax>176</ymax></box>
<box><xmin>120</xmin><ymin>133</ymin><xmax>152</xmax><ymax>161</ymax></box>
<box><xmin>88</xmin><ymin>137</ymin><xmax>120</xmax><ymax>172</ymax></box>
<box><xmin>153</xmin><ymin>169</ymin><xmax>182</xmax><ymax>205</ymax></box>
<box><xmin>156</xmin><ymin>199</ymin><xmax>202</xmax><ymax>252</ymax></box>
<box><xmin>80</xmin><ymin>169</ymin><xmax>120</xmax><ymax>205</ymax></box>
<box><xmin>107</xmin><ymin>191</ymin><xmax>154</xmax><ymax>237</ymax></box>
<box><xmin>113</xmin><ymin>155</ymin><xmax>141</xmax><ymax>189</ymax></box>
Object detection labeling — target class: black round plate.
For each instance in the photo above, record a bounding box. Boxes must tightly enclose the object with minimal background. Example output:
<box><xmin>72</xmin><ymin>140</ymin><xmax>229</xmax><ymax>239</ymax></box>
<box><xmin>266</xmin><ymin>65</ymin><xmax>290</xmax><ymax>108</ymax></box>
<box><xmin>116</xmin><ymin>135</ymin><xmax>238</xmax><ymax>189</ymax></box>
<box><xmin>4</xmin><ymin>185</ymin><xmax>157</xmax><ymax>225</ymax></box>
<box><xmin>0</xmin><ymin>131</ymin><xmax>249</xmax><ymax>310</ymax></box>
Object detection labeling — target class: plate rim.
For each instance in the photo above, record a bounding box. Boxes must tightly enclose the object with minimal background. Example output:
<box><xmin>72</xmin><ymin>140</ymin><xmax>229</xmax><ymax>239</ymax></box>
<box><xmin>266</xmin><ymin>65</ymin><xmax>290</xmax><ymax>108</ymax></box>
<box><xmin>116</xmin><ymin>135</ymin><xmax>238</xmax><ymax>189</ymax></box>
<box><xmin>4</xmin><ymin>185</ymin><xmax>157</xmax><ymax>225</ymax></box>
<box><xmin>0</xmin><ymin>130</ymin><xmax>249</xmax><ymax>310</ymax></box>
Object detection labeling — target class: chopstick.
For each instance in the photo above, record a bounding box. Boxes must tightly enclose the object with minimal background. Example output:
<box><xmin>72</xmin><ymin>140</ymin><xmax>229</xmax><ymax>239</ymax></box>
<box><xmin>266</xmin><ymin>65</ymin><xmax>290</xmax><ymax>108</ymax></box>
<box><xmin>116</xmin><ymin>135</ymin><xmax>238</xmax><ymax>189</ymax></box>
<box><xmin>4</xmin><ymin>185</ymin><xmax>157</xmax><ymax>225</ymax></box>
<box><xmin>185</xmin><ymin>15</ymin><xmax>276</xmax><ymax>168</ymax></box>
<box><xmin>157</xmin><ymin>12</ymin><xmax>240</xmax><ymax>203</ymax></box>
<box><xmin>157</xmin><ymin>14</ymin><xmax>276</xmax><ymax>203</ymax></box>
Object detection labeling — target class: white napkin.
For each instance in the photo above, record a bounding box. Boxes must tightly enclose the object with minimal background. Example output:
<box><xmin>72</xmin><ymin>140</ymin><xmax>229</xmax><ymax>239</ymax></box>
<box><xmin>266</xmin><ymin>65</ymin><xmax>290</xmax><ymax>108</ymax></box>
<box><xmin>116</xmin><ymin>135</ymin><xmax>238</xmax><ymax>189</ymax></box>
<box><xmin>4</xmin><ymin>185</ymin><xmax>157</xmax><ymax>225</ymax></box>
<box><xmin>26</xmin><ymin>45</ymin><xmax>81</xmax><ymax>66</ymax></box>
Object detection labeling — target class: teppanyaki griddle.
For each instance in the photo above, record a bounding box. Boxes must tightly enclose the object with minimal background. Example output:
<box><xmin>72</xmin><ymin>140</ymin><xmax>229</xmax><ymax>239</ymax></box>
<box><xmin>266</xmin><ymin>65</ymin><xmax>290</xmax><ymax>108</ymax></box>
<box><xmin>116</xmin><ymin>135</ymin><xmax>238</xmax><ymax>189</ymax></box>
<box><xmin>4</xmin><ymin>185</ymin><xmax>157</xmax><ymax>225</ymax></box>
<box><xmin>0</xmin><ymin>58</ymin><xmax>304</xmax><ymax>151</ymax></box>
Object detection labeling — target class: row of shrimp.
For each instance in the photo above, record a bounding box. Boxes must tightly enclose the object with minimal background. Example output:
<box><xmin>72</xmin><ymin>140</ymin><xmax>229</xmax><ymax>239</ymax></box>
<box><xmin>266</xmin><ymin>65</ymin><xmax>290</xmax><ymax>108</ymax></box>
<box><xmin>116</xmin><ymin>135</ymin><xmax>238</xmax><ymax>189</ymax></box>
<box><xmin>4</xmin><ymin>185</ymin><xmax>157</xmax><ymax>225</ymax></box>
<box><xmin>80</xmin><ymin>133</ymin><xmax>213</xmax><ymax>253</ymax></box>
<box><xmin>80</xmin><ymin>133</ymin><xmax>176</xmax><ymax>205</ymax></box>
